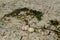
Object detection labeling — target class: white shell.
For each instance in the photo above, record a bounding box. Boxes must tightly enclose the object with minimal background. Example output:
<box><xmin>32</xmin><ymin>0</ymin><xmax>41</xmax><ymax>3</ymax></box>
<box><xmin>28</xmin><ymin>28</ymin><xmax>34</xmax><ymax>32</ymax></box>
<box><xmin>21</xmin><ymin>25</ymin><xmax>29</xmax><ymax>31</ymax></box>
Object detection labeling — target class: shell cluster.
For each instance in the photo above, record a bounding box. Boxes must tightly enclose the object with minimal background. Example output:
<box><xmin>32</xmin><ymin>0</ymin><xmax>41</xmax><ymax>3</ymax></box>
<box><xmin>21</xmin><ymin>25</ymin><xmax>34</xmax><ymax>33</ymax></box>
<box><xmin>21</xmin><ymin>25</ymin><xmax>29</xmax><ymax>31</ymax></box>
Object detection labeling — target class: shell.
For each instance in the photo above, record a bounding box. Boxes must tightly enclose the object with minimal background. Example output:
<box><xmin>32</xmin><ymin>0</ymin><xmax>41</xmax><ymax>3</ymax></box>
<box><xmin>21</xmin><ymin>25</ymin><xmax>29</xmax><ymax>31</ymax></box>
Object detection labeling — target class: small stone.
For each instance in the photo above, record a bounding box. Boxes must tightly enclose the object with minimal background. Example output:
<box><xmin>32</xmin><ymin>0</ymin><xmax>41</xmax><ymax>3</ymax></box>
<box><xmin>28</xmin><ymin>27</ymin><xmax>34</xmax><ymax>33</ymax></box>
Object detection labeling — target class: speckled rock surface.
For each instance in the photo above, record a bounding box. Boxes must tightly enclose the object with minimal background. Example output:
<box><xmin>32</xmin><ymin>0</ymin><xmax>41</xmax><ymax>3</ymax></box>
<box><xmin>0</xmin><ymin>0</ymin><xmax>60</xmax><ymax>40</ymax></box>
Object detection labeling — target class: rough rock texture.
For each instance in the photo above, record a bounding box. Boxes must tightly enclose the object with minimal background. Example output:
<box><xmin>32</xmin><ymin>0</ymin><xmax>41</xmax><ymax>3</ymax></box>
<box><xmin>0</xmin><ymin>0</ymin><xmax>60</xmax><ymax>40</ymax></box>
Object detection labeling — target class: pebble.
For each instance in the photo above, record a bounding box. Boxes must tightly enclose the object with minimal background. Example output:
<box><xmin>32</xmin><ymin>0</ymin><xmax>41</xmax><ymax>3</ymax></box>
<box><xmin>28</xmin><ymin>27</ymin><xmax>34</xmax><ymax>33</ymax></box>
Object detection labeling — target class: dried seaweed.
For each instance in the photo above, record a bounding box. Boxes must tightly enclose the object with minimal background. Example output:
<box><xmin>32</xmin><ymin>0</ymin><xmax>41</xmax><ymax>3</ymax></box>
<box><xmin>20</xmin><ymin>36</ymin><xmax>23</xmax><ymax>40</ymax></box>
<box><xmin>30</xmin><ymin>9</ymin><xmax>43</xmax><ymax>20</ymax></box>
<box><xmin>3</xmin><ymin>8</ymin><xmax>21</xmax><ymax>17</ymax></box>
<box><xmin>20</xmin><ymin>7</ymin><xmax>29</xmax><ymax>11</ymax></box>
<box><xmin>3</xmin><ymin>7</ymin><xmax>43</xmax><ymax>21</ymax></box>
<box><xmin>49</xmin><ymin>20</ymin><xmax>59</xmax><ymax>26</ymax></box>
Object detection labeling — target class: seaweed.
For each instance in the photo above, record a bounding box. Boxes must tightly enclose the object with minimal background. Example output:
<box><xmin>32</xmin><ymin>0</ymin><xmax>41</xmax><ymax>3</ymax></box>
<box><xmin>3</xmin><ymin>7</ymin><xmax>43</xmax><ymax>21</ymax></box>
<box><xmin>49</xmin><ymin>20</ymin><xmax>59</xmax><ymax>26</ymax></box>
<box><xmin>30</xmin><ymin>9</ymin><xmax>43</xmax><ymax>20</ymax></box>
<box><xmin>3</xmin><ymin>8</ymin><xmax>21</xmax><ymax>17</ymax></box>
<box><xmin>20</xmin><ymin>7</ymin><xmax>29</xmax><ymax>11</ymax></box>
